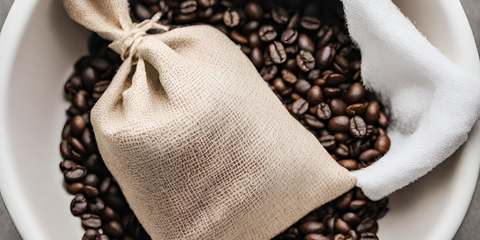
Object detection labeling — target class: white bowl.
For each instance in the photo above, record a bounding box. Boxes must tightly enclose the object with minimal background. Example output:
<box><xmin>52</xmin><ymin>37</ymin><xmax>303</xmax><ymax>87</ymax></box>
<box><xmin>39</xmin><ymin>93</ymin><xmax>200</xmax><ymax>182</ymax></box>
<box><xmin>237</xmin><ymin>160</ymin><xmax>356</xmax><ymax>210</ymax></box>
<box><xmin>0</xmin><ymin>0</ymin><xmax>479</xmax><ymax>239</ymax></box>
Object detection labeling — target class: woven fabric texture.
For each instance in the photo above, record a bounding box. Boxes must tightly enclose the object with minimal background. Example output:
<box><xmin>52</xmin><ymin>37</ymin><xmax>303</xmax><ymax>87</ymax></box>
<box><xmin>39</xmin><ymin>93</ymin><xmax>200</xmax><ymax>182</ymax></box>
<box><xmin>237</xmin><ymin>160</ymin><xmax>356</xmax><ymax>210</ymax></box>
<box><xmin>62</xmin><ymin>0</ymin><xmax>357</xmax><ymax>239</ymax></box>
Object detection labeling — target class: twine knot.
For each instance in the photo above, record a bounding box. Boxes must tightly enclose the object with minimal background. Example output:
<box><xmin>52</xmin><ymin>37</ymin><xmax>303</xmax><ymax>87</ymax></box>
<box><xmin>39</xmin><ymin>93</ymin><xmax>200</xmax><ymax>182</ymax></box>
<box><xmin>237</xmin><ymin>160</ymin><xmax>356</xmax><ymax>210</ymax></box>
<box><xmin>117</xmin><ymin>13</ymin><xmax>169</xmax><ymax>62</ymax></box>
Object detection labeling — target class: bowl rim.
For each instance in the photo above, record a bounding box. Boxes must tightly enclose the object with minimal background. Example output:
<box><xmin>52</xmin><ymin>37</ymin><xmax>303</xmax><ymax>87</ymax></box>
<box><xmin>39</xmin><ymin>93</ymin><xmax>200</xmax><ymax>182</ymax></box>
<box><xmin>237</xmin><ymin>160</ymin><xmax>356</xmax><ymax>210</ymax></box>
<box><xmin>0</xmin><ymin>0</ymin><xmax>479</xmax><ymax>240</ymax></box>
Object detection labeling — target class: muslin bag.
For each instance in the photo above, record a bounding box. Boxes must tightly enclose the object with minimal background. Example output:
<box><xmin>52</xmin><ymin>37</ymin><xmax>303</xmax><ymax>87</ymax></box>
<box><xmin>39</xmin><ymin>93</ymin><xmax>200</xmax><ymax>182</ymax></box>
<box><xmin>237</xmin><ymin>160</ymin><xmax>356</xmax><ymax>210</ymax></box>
<box><xmin>62</xmin><ymin>0</ymin><xmax>357</xmax><ymax>239</ymax></box>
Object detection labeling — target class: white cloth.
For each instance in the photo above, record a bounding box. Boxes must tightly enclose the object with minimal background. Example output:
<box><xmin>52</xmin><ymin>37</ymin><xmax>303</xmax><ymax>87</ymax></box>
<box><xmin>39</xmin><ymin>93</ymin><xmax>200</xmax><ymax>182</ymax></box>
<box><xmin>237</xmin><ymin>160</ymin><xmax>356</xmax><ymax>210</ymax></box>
<box><xmin>343</xmin><ymin>0</ymin><xmax>480</xmax><ymax>200</ymax></box>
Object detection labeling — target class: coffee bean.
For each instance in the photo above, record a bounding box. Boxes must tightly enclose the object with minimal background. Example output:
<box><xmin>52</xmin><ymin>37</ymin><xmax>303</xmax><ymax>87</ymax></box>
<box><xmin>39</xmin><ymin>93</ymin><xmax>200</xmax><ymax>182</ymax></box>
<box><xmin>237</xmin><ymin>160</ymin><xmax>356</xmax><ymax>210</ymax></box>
<box><xmin>334</xmin><ymin>191</ymin><xmax>353</xmax><ymax>212</ymax></box>
<box><xmin>81</xmin><ymin>67</ymin><xmax>97</xmax><ymax>92</ymax></box>
<box><xmin>299</xmin><ymin>221</ymin><xmax>325</xmax><ymax>235</ymax></box>
<box><xmin>328</xmin><ymin>116</ymin><xmax>350</xmax><ymax>133</ymax></box>
<box><xmin>378</xmin><ymin>112</ymin><xmax>389</xmax><ymax>128</ymax></box>
<box><xmin>307</xmin><ymin>86</ymin><xmax>324</xmax><ymax>106</ymax></box>
<box><xmin>316</xmin><ymin>45</ymin><xmax>335</xmax><ymax>69</ymax></box>
<box><xmin>338</xmin><ymin>159</ymin><xmax>358</xmax><ymax>170</ymax></box>
<box><xmin>298</xmin><ymin>34</ymin><xmax>315</xmax><ymax>53</ymax></box>
<box><xmin>82</xmin><ymin>213</ymin><xmax>102</xmax><ymax>229</ymax></box>
<box><xmin>335</xmin><ymin>133</ymin><xmax>350</xmax><ymax>143</ymax></box>
<box><xmin>335</xmin><ymin>218</ymin><xmax>351</xmax><ymax>234</ymax></box>
<box><xmin>346</xmin><ymin>103</ymin><xmax>366</xmax><ymax>116</ymax></box>
<box><xmin>327</xmin><ymin>73</ymin><xmax>345</xmax><ymax>87</ymax></box>
<box><xmin>326</xmin><ymin>217</ymin><xmax>336</xmax><ymax>235</ymax></box>
<box><xmin>230</xmin><ymin>29</ymin><xmax>248</xmax><ymax>44</ymax></box>
<box><xmin>104</xmin><ymin>221</ymin><xmax>123</xmax><ymax>238</ymax></box>
<box><xmin>65</xmin><ymin>165</ymin><xmax>87</xmax><ymax>181</ymax></box>
<box><xmin>304</xmin><ymin>233</ymin><xmax>331</xmax><ymax>240</ymax></box>
<box><xmin>296</xmin><ymin>50</ymin><xmax>316</xmax><ymax>72</ymax></box>
<box><xmin>69</xmin><ymin>75</ymin><xmax>84</xmax><ymax>91</ymax></box>
<box><xmin>269</xmin><ymin>41</ymin><xmax>287</xmax><ymax>64</ymax></box>
<box><xmin>319</xmin><ymin>135</ymin><xmax>336</xmax><ymax>149</ymax></box>
<box><xmin>71</xmin><ymin>194</ymin><xmax>88</xmax><ymax>216</ymax></box>
<box><xmin>174</xmin><ymin>12</ymin><xmax>198</xmax><ymax>24</ymax></box>
<box><xmin>323</xmin><ymin>87</ymin><xmax>341</xmax><ymax>98</ymax></box>
<box><xmin>342</xmin><ymin>212</ymin><xmax>362</xmax><ymax>229</ymax></box>
<box><xmin>62</xmin><ymin>122</ymin><xmax>71</xmax><ymax>140</ymax></box>
<box><xmin>208</xmin><ymin>12</ymin><xmax>224</xmax><ymax>24</ymax></box>
<box><xmin>281</xmin><ymin>69</ymin><xmax>298</xmax><ymax>84</ymax></box>
<box><xmin>92</xmin><ymin>81</ymin><xmax>110</xmax><ymax>101</ymax></box>
<box><xmin>313</xmin><ymin>78</ymin><xmax>326</xmax><ymax>87</ymax></box>
<box><xmin>280</xmin><ymin>29</ymin><xmax>298</xmax><ymax>45</ymax></box>
<box><xmin>83</xmin><ymin>229</ymin><xmax>100</xmax><ymax>240</ymax></box>
<box><xmin>69</xmin><ymin>137</ymin><xmax>87</xmax><ymax>156</ymax></box>
<box><xmin>317</xmin><ymin>28</ymin><xmax>333</xmax><ymax>49</ymax></box>
<box><xmin>68</xmin><ymin>182</ymin><xmax>84</xmax><ymax>194</ymax></box>
<box><xmin>292</xmin><ymin>98</ymin><xmax>309</xmax><ymax>115</ymax></box>
<box><xmin>335</xmin><ymin>143</ymin><xmax>349</xmax><ymax>158</ymax></box>
<box><xmin>244</xmin><ymin>20</ymin><xmax>260</xmax><ymax>34</ymax></box>
<box><xmin>374</xmin><ymin>135</ymin><xmax>390</xmax><ymax>154</ymax></box>
<box><xmin>250</xmin><ymin>47</ymin><xmax>263</xmax><ymax>69</ymax></box>
<box><xmin>179</xmin><ymin>0</ymin><xmax>197</xmax><ymax>14</ymax></box>
<box><xmin>294</xmin><ymin>79</ymin><xmax>312</xmax><ymax>95</ymax></box>
<box><xmin>359</xmin><ymin>149</ymin><xmax>381</xmax><ymax>166</ymax></box>
<box><xmin>88</xmin><ymin>198</ymin><xmax>105</xmax><ymax>214</ymax></box>
<box><xmin>300</xmin><ymin>16</ymin><xmax>321</xmax><ymax>30</ymax></box>
<box><xmin>330</xmin><ymin>98</ymin><xmax>347</xmax><ymax>116</ymax></box>
<box><xmin>308</xmin><ymin>69</ymin><xmax>321</xmax><ymax>81</ymax></box>
<box><xmin>304</xmin><ymin>114</ymin><xmax>325</xmax><ymax>129</ymax></box>
<box><xmin>244</xmin><ymin>2</ymin><xmax>263</xmax><ymax>21</ymax></box>
<box><xmin>272</xmin><ymin>78</ymin><xmax>290</xmax><ymax>95</ymax></box>
<box><xmin>316</xmin><ymin>103</ymin><xmax>332</xmax><ymax>120</ymax></box>
<box><xmin>71</xmin><ymin>115</ymin><xmax>86</xmax><ymax>137</ymax></box>
<box><xmin>365</xmin><ymin>100</ymin><xmax>380</xmax><ymax>124</ymax></box>
<box><xmin>345</xmin><ymin>83</ymin><xmax>365</xmax><ymax>104</ymax></box>
<box><xmin>74</xmin><ymin>90</ymin><xmax>89</xmax><ymax>112</ymax></box>
<box><xmin>98</xmin><ymin>177</ymin><xmax>112</xmax><ymax>196</ymax></box>
<box><xmin>258</xmin><ymin>25</ymin><xmax>277</xmax><ymax>42</ymax></box>
<box><xmin>100</xmin><ymin>206</ymin><xmax>121</xmax><ymax>223</ymax></box>
<box><xmin>356</xmin><ymin>218</ymin><xmax>378</xmax><ymax>234</ymax></box>
<box><xmin>133</xmin><ymin>3</ymin><xmax>152</xmax><ymax>21</ymax></box>
<box><xmin>60</xmin><ymin>160</ymin><xmax>78</xmax><ymax>172</ymax></box>
<box><xmin>197</xmin><ymin>0</ymin><xmax>210</xmax><ymax>8</ymax></box>
<box><xmin>81</xmin><ymin>185</ymin><xmax>99</xmax><ymax>199</ymax></box>
<box><xmin>259</xmin><ymin>65</ymin><xmax>278</xmax><ymax>81</ymax></box>
<box><xmin>96</xmin><ymin>234</ymin><xmax>110</xmax><ymax>240</ymax></box>
<box><xmin>104</xmin><ymin>194</ymin><xmax>128</xmax><ymax>211</ymax></box>
<box><xmin>248</xmin><ymin>32</ymin><xmax>261</xmax><ymax>47</ymax></box>
<box><xmin>350</xmin><ymin>116</ymin><xmax>367</xmax><ymax>138</ymax></box>
<box><xmin>223</xmin><ymin>8</ymin><xmax>240</xmax><ymax>27</ymax></box>
<box><xmin>359</xmin><ymin>232</ymin><xmax>379</xmax><ymax>240</ymax></box>
<box><xmin>271</xmin><ymin>6</ymin><xmax>289</xmax><ymax>24</ymax></box>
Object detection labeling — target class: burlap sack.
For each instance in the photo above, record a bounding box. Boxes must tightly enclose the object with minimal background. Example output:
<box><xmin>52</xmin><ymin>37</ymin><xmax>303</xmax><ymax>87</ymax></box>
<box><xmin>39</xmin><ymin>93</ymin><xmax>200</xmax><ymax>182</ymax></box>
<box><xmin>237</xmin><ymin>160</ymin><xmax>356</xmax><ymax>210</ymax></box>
<box><xmin>62</xmin><ymin>0</ymin><xmax>356</xmax><ymax>239</ymax></box>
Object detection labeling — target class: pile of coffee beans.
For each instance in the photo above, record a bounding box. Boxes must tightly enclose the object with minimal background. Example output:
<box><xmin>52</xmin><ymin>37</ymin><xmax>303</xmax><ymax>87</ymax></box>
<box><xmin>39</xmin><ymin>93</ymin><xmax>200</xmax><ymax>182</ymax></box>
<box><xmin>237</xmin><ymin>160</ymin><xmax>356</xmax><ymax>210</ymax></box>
<box><xmin>60</xmin><ymin>1</ymin><xmax>390</xmax><ymax>239</ymax></box>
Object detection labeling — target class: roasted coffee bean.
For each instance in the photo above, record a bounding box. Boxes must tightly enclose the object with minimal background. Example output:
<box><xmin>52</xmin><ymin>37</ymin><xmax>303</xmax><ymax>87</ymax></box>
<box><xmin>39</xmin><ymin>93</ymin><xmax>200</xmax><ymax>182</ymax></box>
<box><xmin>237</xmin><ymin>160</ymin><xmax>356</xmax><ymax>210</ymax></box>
<box><xmin>269</xmin><ymin>41</ymin><xmax>287</xmax><ymax>64</ymax></box>
<box><xmin>316</xmin><ymin>103</ymin><xmax>332</xmax><ymax>120</ymax></box>
<box><xmin>333</xmin><ymin>233</ymin><xmax>351</xmax><ymax>240</ymax></box>
<box><xmin>71</xmin><ymin>194</ymin><xmax>88</xmax><ymax>216</ymax></box>
<box><xmin>299</xmin><ymin>221</ymin><xmax>325</xmax><ymax>235</ymax></box>
<box><xmin>365</xmin><ymin>100</ymin><xmax>380</xmax><ymax>124</ymax></box>
<box><xmin>359</xmin><ymin>149</ymin><xmax>381</xmax><ymax>166</ymax></box>
<box><xmin>250</xmin><ymin>47</ymin><xmax>263</xmax><ymax>69</ymax></box>
<box><xmin>335</xmin><ymin>218</ymin><xmax>351</xmax><ymax>234</ymax></box>
<box><xmin>133</xmin><ymin>3</ymin><xmax>152</xmax><ymax>20</ymax></box>
<box><xmin>259</xmin><ymin>25</ymin><xmax>277</xmax><ymax>42</ymax></box>
<box><xmin>260</xmin><ymin>65</ymin><xmax>278</xmax><ymax>81</ymax></box>
<box><xmin>378</xmin><ymin>112</ymin><xmax>389</xmax><ymax>128</ymax></box>
<box><xmin>96</xmin><ymin>235</ymin><xmax>110</xmax><ymax>240</ymax></box>
<box><xmin>326</xmin><ymin>217</ymin><xmax>336</xmax><ymax>235</ymax></box>
<box><xmin>69</xmin><ymin>137</ymin><xmax>87</xmax><ymax>156</ymax></box>
<box><xmin>81</xmin><ymin>67</ymin><xmax>97</xmax><ymax>92</ymax></box>
<box><xmin>244</xmin><ymin>20</ymin><xmax>260</xmax><ymax>34</ymax></box>
<box><xmin>298</xmin><ymin>34</ymin><xmax>315</xmax><ymax>53</ymax></box>
<box><xmin>82</xmin><ymin>213</ymin><xmax>102</xmax><ymax>229</ymax></box>
<box><xmin>330</xmin><ymin>98</ymin><xmax>347</xmax><ymax>116</ymax></box>
<box><xmin>277</xmin><ymin>233</ymin><xmax>297</xmax><ymax>240</ymax></box>
<box><xmin>304</xmin><ymin>234</ymin><xmax>331</xmax><ymax>240</ymax></box>
<box><xmin>335</xmin><ymin>133</ymin><xmax>350</xmax><ymax>143</ymax></box>
<box><xmin>281</xmin><ymin>69</ymin><xmax>297</xmax><ymax>84</ymax></box>
<box><xmin>223</xmin><ymin>8</ymin><xmax>240</xmax><ymax>27</ymax></box>
<box><xmin>272</xmin><ymin>78</ymin><xmax>290</xmax><ymax>94</ymax></box>
<box><xmin>335</xmin><ymin>143</ymin><xmax>349</xmax><ymax>158</ymax></box>
<box><xmin>350</xmin><ymin>116</ymin><xmax>367</xmax><ymax>138</ymax></box>
<box><xmin>83</xmin><ymin>229</ymin><xmax>100</xmax><ymax>240</ymax></box>
<box><xmin>346</xmin><ymin>103</ymin><xmax>366</xmax><ymax>117</ymax></box>
<box><xmin>294</xmin><ymin>79</ymin><xmax>312</xmax><ymax>95</ymax></box>
<box><xmin>307</xmin><ymin>86</ymin><xmax>324</xmax><ymax>106</ymax></box>
<box><xmin>88</xmin><ymin>198</ymin><xmax>105</xmax><ymax>214</ymax></box>
<box><xmin>71</xmin><ymin>115</ymin><xmax>86</xmax><ymax>137</ymax></box>
<box><xmin>62</xmin><ymin>122</ymin><xmax>71</xmax><ymax>140</ymax></box>
<box><xmin>68</xmin><ymin>182</ymin><xmax>85</xmax><ymax>194</ymax></box>
<box><xmin>104</xmin><ymin>194</ymin><xmax>128</xmax><ymax>211</ymax></box>
<box><xmin>92</xmin><ymin>81</ymin><xmax>110</xmax><ymax>101</ymax></box>
<box><xmin>60</xmin><ymin>160</ymin><xmax>78</xmax><ymax>171</ymax></box>
<box><xmin>374</xmin><ymin>135</ymin><xmax>391</xmax><ymax>154</ymax></box>
<box><xmin>300</xmin><ymin>16</ymin><xmax>321</xmax><ymax>30</ymax></box>
<box><xmin>335</xmin><ymin>191</ymin><xmax>353</xmax><ymax>212</ymax></box>
<box><xmin>291</xmin><ymin>93</ymin><xmax>302</xmax><ymax>101</ymax></box>
<box><xmin>104</xmin><ymin>221</ymin><xmax>124</xmax><ymax>238</ymax></box>
<box><xmin>98</xmin><ymin>177</ymin><xmax>112</xmax><ymax>196</ymax></box>
<box><xmin>327</xmin><ymin>74</ymin><xmax>345</xmax><ymax>87</ymax></box>
<box><xmin>281</xmin><ymin>29</ymin><xmax>298</xmax><ymax>45</ymax></box>
<box><xmin>69</xmin><ymin>75</ymin><xmax>84</xmax><ymax>92</ymax></box>
<box><xmin>179</xmin><ymin>0</ymin><xmax>197</xmax><ymax>14</ymax></box>
<box><xmin>316</xmin><ymin>45</ymin><xmax>335</xmax><ymax>69</ymax></box>
<box><xmin>208</xmin><ymin>12</ymin><xmax>224</xmax><ymax>24</ymax></box>
<box><xmin>304</xmin><ymin>114</ymin><xmax>325</xmax><ymax>129</ymax></box>
<box><xmin>296</xmin><ymin>50</ymin><xmax>316</xmax><ymax>72</ymax></box>
<box><xmin>323</xmin><ymin>87</ymin><xmax>341</xmax><ymax>98</ymax></box>
<box><xmin>81</xmin><ymin>186</ymin><xmax>99</xmax><ymax>199</ymax></box>
<box><xmin>338</xmin><ymin>159</ymin><xmax>358</xmax><ymax>170</ymax></box>
<box><xmin>248</xmin><ymin>32</ymin><xmax>261</xmax><ymax>47</ymax></box>
<box><xmin>318</xmin><ymin>135</ymin><xmax>336</xmax><ymax>149</ymax></box>
<box><xmin>328</xmin><ymin>116</ymin><xmax>350</xmax><ymax>133</ymax></box>
<box><xmin>342</xmin><ymin>212</ymin><xmax>362</xmax><ymax>228</ymax></box>
<box><xmin>292</xmin><ymin>98</ymin><xmax>309</xmax><ymax>115</ymax></box>
<box><xmin>74</xmin><ymin>90</ymin><xmax>89</xmax><ymax>112</ymax></box>
<box><xmin>359</xmin><ymin>232</ymin><xmax>379</xmax><ymax>240</ymax></box>
<box><xmin>345</xmin><ymin>83</ymin><xmax>365</xmax><ymax>104</ymax></box>
<box><xmin>317</xmin><ymin>28</ymin><xmax>334</xmax><ymax>49</ymax></box>
<box><xmin>271</xmin><ymin>6</ymin><xmax>289</xmax><ymax>24</ymax></box>
<box><xmin>100</xmin><ymin>206</ymin><xmax>121</xmax><ymax>223</ymax></box>
<box><xmin>60</xmin><ymin>139</ymin><xmax>72</xmax><ymax>159</ymax></box>
<box><xmin>230</xmin><ymin>30</ymin><xmax>248</xmax><ymax>44</ymax></box>
<box><xmin>334</xmin><ymin>55</ymin><xmax>350</xmax><ymax>72</ymax></box>
<box><xmin>174</xmin><ymin>12</ymin><xmax>198</xmax><ymax>24</ymax></box>
<box><xmin>356</xmin><ymin>218</ymin><xmax>378</xmax><ymax>234</ymax></box>
<box><xmin>244</xmin><ymin>2</ymin><xmax>263</xmax><ymax>21</ymax></box>
<box><xmin>65</xmin><ymin>165</ymin><xmax>87</xmax><ymax>181</ymax></box>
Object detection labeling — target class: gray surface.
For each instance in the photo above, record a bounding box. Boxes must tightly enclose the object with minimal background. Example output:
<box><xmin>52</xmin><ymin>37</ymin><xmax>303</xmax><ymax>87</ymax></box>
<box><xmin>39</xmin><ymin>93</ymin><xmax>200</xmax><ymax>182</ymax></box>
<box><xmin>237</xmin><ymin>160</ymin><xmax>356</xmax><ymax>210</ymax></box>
<box><xmin>0</xmin><ymin>0</ymin><xmax>479</xmax><ymax>239</ymax></box>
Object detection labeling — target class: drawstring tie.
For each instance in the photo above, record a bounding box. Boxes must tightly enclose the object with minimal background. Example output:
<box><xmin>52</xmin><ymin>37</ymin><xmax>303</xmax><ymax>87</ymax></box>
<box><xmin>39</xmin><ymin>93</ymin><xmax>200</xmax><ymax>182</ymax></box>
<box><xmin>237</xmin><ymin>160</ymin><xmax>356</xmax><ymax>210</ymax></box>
<box><xmin>116</xmin><ymin>12</ymin><xmax>169</xmax><ymax>62</ymax></box>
